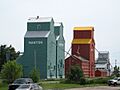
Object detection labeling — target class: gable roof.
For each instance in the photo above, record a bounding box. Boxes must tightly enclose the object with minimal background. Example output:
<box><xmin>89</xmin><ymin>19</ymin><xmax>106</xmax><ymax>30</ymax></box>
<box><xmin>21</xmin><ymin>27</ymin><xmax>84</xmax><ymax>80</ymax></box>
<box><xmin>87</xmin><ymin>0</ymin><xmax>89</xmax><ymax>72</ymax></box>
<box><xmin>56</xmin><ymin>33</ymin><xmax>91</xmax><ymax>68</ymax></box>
<box><xmin>95</xmin><ymin>63</ymin><xmax>107</xmax><ymax>69</ymax></box>
<box><xmin>65</xmin><ymin>55</ymin><xmax>88</xmax><ymax>62</ymax></box>
<box><xmin>25</xmin><ymin>31</ymin><xmax>50</xmax><ymax>38</ymax></box>
<box><xmin>28</xmin><ymin>17</ymin><xmax>53</xmax><ymax>23</ymax></box>
<box><xmin>54</xmin><ymin>22</ymin><xmax>63</xmax><ymax>27</ymax></box>
<box><xmin>73</xmin><ymin>55</ymin><xmax>88</xmax><ymax>61</ymax></box>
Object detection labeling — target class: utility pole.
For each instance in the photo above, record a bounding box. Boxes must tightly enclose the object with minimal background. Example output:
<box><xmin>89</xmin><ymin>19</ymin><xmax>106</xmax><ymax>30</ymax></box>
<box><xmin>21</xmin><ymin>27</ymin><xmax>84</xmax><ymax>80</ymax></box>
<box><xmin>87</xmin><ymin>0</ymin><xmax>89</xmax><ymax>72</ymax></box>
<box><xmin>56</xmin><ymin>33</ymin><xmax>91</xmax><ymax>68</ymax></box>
<box><xmin>115</xmin><ymin>59</ymin><xmax>117</xmax><ymax>66</ymax></box>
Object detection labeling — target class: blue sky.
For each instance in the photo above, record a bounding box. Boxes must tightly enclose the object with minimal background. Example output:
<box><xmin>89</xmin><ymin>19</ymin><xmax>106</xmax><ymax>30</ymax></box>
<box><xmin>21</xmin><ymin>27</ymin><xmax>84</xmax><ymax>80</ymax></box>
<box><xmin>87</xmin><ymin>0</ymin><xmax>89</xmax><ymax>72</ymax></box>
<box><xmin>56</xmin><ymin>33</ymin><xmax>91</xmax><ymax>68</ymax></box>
<box><xmin>0</xmin><ymin>0</ymin><xmax>120</xmax><ymax>66</ymax></box>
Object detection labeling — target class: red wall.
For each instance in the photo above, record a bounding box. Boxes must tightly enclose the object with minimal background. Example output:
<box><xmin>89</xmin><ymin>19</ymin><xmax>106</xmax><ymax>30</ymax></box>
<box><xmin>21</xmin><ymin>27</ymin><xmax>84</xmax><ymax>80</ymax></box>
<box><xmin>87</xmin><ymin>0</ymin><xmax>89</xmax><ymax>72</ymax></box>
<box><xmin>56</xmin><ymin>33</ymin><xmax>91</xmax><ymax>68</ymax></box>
<box><xmin>74</xmin><ymin>30</ymin><xmax>93</xmax><ymax>39</ymax></box>
<box><xmin>81</xmin><ymin>61</ymin><xmax>89</xmax><ymax>77</ymax></box>
<box><xmin>65</xmin><ymin>27</ymin><xmax>95</xmax><ymax>78</ymax></box>
<box><xmin>89</xmin><ymin>43</ymin><xmax>95</xmax><ymax>77</ymax></box>
<box><xmin>65</xmin><ymin>56</ymin><xmax>82</xmax><ymax>77</ymax></box>
<box><xmin>72</xmin><ymin>44</ymin><xmax>90</xmax><ymax>60</ymax></box>
<box><xmin>95</xmin><ymin>70</ymin><xmax>107</xmax><ymax>77</ymax></box>
<box><xmin>71</xmin><ymin>30</ymin><xmax>95</xmax><ymax>77</ymax></box>
<box><xmin>65</xmin><ymin>56</ymin><xmax>90</xmax><ymax>77</ymax></box>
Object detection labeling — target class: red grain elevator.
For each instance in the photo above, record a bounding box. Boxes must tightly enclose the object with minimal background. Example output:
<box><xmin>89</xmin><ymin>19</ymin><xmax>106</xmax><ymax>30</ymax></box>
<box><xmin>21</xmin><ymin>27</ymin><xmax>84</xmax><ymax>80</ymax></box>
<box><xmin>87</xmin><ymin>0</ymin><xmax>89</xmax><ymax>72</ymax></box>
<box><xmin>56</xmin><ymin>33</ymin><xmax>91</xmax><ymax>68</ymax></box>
<box><xmin>65</xmin><ymin>27</ymin><xmax>95</xmax><ymax>77</ymax></box>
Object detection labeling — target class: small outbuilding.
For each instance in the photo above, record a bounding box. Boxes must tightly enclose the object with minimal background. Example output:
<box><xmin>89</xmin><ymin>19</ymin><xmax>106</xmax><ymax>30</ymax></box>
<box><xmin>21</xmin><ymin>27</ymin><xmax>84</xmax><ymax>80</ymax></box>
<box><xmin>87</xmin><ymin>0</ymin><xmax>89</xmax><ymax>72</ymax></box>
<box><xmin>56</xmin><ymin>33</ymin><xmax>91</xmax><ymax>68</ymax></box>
<box><xmin>95</xmin><ymin>69</ymin><xmax>107</xmax><ymax>77</ymax></box>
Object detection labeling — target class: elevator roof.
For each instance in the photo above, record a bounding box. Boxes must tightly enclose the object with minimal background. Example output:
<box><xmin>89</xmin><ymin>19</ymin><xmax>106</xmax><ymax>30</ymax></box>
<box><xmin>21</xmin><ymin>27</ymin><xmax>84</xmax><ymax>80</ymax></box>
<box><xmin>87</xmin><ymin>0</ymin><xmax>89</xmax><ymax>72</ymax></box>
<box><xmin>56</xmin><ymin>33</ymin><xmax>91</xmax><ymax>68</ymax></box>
<box><xmin>72</xmin><ymin>39</ymin><xmax>92</xmax><ymax>44</ymax></box>
<box><xmin>25</xmin><ymin>31</ymin><xmax>50</xmax><ymax>38</ymax></box>
<box><xmin>74</xmin><ymin>27</ymin><xmax>94</xmax><ymax>31</ymax></box>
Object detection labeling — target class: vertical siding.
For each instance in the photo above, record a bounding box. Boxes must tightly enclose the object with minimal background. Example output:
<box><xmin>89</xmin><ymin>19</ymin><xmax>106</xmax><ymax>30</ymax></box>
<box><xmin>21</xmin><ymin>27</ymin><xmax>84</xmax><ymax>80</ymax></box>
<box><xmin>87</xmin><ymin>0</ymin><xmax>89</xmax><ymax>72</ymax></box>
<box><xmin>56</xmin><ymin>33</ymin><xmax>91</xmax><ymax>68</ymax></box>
<box><xmin>65</xmin><ymin>56</ymin><xmax>90</xmax><ymax>78</ymax></box>
<box><xmin>72</xmin><ymin>44</ymin><xmax>90</xmax><ymax>60</ymax></box>
<box><xmin>17</xmin><ymin>17</ymin><xmax>60</xmax><ymax>79</ymax></box>
<box><xmin>54</xmin><ymin>22</ymin><xmax>65</xmax><ymax>78</ymax></box>
<box><xmin>27</xmin><ymin>22</ymin><xmax>50</xmax><ymax>31</ymax></box>
<box><xmin>47</xmin><ymin>32</ymin><xmax>56</xmax><ymax>78</ymax></box>
<box><xmin>18</xmin><ymin>38</ymin><xmax>47</xmax><ymax>79</ymax></box>
<box><xmin>74</xmin><ymin>31</ymin><xmax>92</xmax><ymax>39</ymax></box>
<box><xmin>95</xmin><ymin>70</ymin><xmax>107</xmax><ymax>77</ymax></box>
<box><xmin>66</xmin><ymin>26</ymin><xmax>95</xmax><ymax>78</ymax></box>
<box><xmin>56</xmin><ymin>38</ymin><xmax>65</xmax><ymax>78</ymax></box>
<box><xmin>89</xmin><ymin>41</ymin><xmax>95</xmax><ymax>77</ymax></box>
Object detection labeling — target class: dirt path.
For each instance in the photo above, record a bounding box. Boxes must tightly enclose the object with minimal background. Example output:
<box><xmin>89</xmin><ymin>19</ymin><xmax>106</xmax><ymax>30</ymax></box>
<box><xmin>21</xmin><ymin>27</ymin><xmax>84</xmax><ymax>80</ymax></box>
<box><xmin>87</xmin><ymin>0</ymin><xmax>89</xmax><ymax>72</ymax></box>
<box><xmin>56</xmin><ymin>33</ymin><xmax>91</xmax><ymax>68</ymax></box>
<box><xmin>65</xmin><ymin>86</ymin><xmax>120</xmax><ymax>90</ymax></box>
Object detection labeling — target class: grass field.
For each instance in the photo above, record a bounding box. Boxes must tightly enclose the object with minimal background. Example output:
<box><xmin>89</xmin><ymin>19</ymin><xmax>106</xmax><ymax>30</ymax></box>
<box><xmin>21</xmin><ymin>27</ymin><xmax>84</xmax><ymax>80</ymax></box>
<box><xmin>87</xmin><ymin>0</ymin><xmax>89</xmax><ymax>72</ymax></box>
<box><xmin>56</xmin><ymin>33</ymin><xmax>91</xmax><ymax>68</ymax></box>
<box><xmin>0</xmin><ymin>80</ymin><xmax>107</xmax><ymax>90</ymax></box>
<box><xmin>40</xmin><ymin>83</ymin><xmax>106</xmax><ymax>89</ymax></box>
<box><xmin>0</xmin><ymin>83</ymin><xmax>82</xmax><ymax>90</ymax></box>
<box><xmin>41</xmin><ymin>83</ymin><xmax>82</xmax><ymax>89</ymax></box>
<box><xmin>0</xmin><ymin>83</ymin><xmax>8</xmax><ymax>90</ymax></box>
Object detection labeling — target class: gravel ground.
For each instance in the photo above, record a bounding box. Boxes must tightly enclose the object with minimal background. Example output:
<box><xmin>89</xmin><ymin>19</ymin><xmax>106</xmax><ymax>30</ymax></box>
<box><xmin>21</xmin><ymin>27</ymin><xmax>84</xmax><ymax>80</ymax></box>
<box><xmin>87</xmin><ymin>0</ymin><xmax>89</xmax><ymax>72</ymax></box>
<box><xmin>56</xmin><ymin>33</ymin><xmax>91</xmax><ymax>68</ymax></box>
<box><xmin>65</xmin><ymin>86</ymin><xmax>120</xmax><ymax>90</ymax></box>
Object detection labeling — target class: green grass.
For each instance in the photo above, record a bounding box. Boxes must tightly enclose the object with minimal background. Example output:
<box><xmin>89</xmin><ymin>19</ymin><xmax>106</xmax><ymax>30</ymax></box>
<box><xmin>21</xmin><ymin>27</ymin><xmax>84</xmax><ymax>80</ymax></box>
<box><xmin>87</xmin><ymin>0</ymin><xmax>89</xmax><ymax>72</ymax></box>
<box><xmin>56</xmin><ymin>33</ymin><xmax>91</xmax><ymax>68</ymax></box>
<box><xmin>0</xmin><ymin>83</ymin><xmax>8</xmax><ymax>90</ymax></box>
<box><xmin>0</xmin><ymin>79</ymin><xmax>107</xmax><ymax>90</ymax></box>
<box><xmin>0</xmin><ymin>79</ymin><xmax>8</xmax><ymax>90</ymax></box>
<box><xmin>41</xmin><ymin>83</ymin><xmax>81</xmax><ymax>89</ymax></box>
<box><xmin>0</xmin><ymin>83</ymin><xmax>107</xmax><ymax>90</ymax></box>
<box><xmin>0</xmin><ymin>82</ymin><xmax>106</xmax><ymax>90</ymax></box>
<box><xmin>40</xmin><ymin>83</ymin><xmax>106</xmax><ymax>89</ymax></box>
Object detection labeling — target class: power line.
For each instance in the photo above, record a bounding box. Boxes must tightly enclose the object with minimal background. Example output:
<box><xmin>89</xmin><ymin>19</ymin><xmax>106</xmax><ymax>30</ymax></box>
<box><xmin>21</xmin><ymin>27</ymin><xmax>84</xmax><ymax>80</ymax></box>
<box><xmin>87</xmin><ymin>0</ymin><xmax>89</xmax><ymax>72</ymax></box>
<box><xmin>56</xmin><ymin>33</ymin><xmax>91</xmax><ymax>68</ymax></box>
<box><xmin>65</xmin><ymin>46</ymin><xmax>71</xmax><ymax>58</ymax></box>
<box><xmin>95</xmin><ymin>47</ymin><xmax>100</xmax><ymax>53</ymax></box>
<box><xmin>52</xmin><ymin>41</ymin><xmax>113</xmax><ymax>68</ymax></box>
<box><xmin>51</xmin><ymin>41</ymin><xmax>82</xmax><ymax>61</ymax></box>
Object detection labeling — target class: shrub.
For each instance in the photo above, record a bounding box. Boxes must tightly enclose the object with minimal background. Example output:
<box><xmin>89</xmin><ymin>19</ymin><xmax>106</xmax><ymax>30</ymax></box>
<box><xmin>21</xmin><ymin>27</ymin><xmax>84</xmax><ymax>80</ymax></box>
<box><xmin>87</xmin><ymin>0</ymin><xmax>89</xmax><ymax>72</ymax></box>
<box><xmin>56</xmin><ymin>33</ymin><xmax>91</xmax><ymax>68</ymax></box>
<box><xmin>85</xmin><ymin>78</ymin><xmax>93</xmax><ymax>84</ymax></box>
<box><xmin>95</xmin><ymin>77</ymin><xmax>109</xmax><ymax>84</ymax></box>
<box><xmin>30</xmin><ymin>68</ymin><xmax>40</xmax><ymax>83</ymax></box>
<box><xmin>86</xmin><ymin>77</ymin><xmax>110</xmax><ymax>84</ymax></box>
<box><xmin>80</xmin><ymin>77</ymin><xmax>86</xmax><ymax>85</ymax></box>
<box><xmin>67</xmin><ymin>65</ymin><xmax>83</xmax><ymax>83</ymax></box>
<box><xmin>1</xmin><ymin>60</ymin><xmax>23</xmax><ymax>83</ymax></box>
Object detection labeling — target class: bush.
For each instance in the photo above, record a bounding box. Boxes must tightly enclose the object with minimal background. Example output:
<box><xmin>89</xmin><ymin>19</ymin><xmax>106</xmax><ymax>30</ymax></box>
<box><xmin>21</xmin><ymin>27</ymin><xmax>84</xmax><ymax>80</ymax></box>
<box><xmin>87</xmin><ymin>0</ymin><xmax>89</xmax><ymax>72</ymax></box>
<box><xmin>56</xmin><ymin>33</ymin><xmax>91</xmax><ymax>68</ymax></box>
<box><xmin>30</xmin><ymin>68</ymin><xmax>40</xmax><ymax>83</ymax></box>
<box><xmin>66</xmin><ymin>65</ymin><xmax>83</xmax><ymax>83</ymax></box>
<box><xmin>86</xmin><ymin>77</ymin><xmax>110</xmax><ymax>84</ymax></box>
<box><xmin>86</xmin><ymin>79</ymin><xmax>94</xmax><ymax>84</ymax></box>
<box><xmin>1</xmin><ymin>60</ymin><xmax>23</xmax><ymax>83</ymax></box>
<box><xmin>80</xmin><ymin>77</ymin><xmax>86</xmax><ymax>85</ymax></box>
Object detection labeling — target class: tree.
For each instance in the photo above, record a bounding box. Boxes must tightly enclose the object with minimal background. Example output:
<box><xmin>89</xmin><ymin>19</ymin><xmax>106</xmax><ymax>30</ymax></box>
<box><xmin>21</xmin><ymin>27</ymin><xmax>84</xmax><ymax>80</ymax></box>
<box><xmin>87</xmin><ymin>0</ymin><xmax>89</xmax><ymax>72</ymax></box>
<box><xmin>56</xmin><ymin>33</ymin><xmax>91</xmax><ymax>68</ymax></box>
<box><xmin>30</xmin><ymin>68</ymin><xmax>40</xmax><ymax>83</ymax></box>
<box><xmin>67</xmin><ymin>65</ymin><xmax>83</xmax><ymax>82</ymax></box>
<box><xmin>1</xmin><ymin>60</ymin><xmax>23</xmax><ymax>83</ymax></box>
<box><xmin>113</xmin><ymin>65</ymin><xmax>120</xmax><ymax>77</ymax></box>
<box><xmin>0</xmin><ymin>45</ymin><xmax>20</xmax><ymax>71</ymax></box>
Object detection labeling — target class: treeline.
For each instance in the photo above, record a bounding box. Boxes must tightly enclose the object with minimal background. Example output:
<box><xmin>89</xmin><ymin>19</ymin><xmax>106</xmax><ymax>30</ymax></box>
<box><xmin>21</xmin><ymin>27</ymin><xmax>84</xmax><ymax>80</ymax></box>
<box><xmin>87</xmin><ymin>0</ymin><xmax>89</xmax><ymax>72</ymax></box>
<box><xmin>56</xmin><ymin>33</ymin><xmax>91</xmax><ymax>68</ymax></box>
<box><xmin>0</xmin><ymin>45</ymin><xmax>20</xmax><ymax>71</ymax></box>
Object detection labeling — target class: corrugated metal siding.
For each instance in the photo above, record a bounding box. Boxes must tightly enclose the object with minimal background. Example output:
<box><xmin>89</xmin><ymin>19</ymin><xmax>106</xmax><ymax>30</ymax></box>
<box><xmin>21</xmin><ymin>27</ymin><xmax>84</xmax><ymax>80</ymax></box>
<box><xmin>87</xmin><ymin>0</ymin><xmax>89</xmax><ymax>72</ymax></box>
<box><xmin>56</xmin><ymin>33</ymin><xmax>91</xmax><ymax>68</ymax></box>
<box><xmin>54</xmin><ymin>26</ymin><xmax>60</xmax><ymax>36</ymax></box>
<box><xmin>95</xmin><ymin>70</ymin><xmax>107</xmax><ymax>77</ymax></box>
<box><xmin>72</xmin><ymin>44</ymin><xmax>90</xmax><ymax>60</ymax></box>
<box><xmin>54</xmin><ymin>22</ymin><xmax>65</xmax><ymax>78</ymax></box>
<box><xmin>27</xmin><ymin>22</ymin><xmax>50</xmax><ymax>31</ymax></box>
<box><xmin>56</xmin><ymin>36</ymin><xmax>65</xmax><ymax>78</ymax></box>
<box><xmin>66</xmin><ymin>26</ymin><xmax>95</xmax><ymax>78</ymax></box>
<box><xmin>74</xmin><ymin>31</ymin><xmax>92</xmax><ymax>39</ymax></box>
<box><xmin>72</xmin><ymin>39</ymin><xmax>92</xmax><ymax>44</ymax></box>
<box><xmin>47</xmin><ymin>32</ymin><xmax>56</xmax><ymax>78</ymax></box>
<box><xmin>17</xmin><ymin>17</ymin><xmax>64</xmax><ymax>79</ymax></box>
<box><xmin>65</xmin><ymin>56</ymin><xmax>90</xmax><ymax>78</ymax></box>
<box><xmin>25</xmin><ymin>38</ymin><xmax>47</xmax><ymax>79</ymax></box>
<box><xmin>25</xmin><ymin>31</ymin><xmax>50</xmax><ymax>38</ymax></box>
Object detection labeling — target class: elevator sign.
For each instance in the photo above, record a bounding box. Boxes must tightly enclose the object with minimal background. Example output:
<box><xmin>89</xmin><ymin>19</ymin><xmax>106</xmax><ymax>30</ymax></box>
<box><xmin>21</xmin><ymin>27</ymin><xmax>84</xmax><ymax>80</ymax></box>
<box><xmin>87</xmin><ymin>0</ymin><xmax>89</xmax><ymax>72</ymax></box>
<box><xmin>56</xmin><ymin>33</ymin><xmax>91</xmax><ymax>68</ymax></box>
<box><xmin>28</xmin><ymin>41</ymin><xmax>43</xmax><ymax>44</ymax></box>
